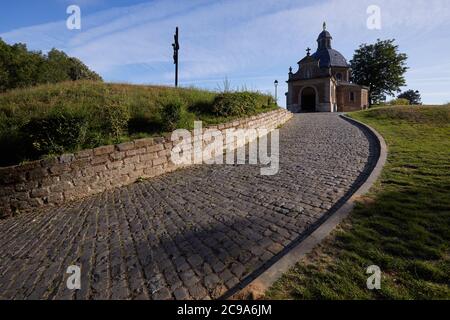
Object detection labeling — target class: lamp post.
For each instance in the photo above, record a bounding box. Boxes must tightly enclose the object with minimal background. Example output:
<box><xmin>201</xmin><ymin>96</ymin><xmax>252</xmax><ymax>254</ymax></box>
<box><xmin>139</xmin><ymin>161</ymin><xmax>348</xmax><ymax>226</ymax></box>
<box><xmin>274</xmin><ymin>80</ymin><xmax>279</xmax><ymax>103</ymax></box>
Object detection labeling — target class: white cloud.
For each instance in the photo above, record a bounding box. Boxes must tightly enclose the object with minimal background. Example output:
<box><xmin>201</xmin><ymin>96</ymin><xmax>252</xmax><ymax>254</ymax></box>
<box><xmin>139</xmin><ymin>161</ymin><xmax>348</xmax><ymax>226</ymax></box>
<box><xmin>1</xmin><ymin>0</ymin><xmax>450</xmax><ymax>104</ymax></box>
<box><xmin>56</xmin><ymin>0</ymin><xmax>107</xmax><ymax>8</ymax></box>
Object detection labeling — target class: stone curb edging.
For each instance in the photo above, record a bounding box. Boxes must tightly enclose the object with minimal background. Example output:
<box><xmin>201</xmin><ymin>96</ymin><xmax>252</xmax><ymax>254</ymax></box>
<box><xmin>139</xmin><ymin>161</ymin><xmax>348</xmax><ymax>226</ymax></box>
<box><xmin>226</xmin><ymin>113</ymin><xmax>388</xmax><ymax>300</ymax></box>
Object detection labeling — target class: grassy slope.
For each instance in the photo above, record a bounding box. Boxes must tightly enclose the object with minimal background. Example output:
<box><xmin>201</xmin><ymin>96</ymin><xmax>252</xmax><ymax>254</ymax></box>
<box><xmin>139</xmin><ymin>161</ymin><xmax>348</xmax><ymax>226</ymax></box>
<box><xmin>0</xmin><ymin>81</ymin><xmax>276</xmax><ymax>166</ymax></box>
<box><xmin>0</xmin><ymin>81</ymin><xmax>275</xmax><ymax>127</ymax></box>
<box><xmin>266</xmin><ymin>106</ymin><xmax>450</xmax><ymax>300</ymax></box>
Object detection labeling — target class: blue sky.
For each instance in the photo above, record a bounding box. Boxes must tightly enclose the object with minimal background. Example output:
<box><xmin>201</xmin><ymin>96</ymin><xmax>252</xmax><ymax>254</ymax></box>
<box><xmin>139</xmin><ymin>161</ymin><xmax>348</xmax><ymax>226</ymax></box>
<box><xmin>1</xmin><ymin>0</ymin><xmax>450</xmax><ymax>106</ymax></box>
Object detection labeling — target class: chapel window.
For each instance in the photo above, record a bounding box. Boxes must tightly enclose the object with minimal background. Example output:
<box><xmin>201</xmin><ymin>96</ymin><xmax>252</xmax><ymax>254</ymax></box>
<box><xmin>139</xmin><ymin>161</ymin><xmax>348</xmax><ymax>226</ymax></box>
<box><xmin>350</xmin><ymin>92</ymin><xmax>355</xmax><ymax>101</ymax></box>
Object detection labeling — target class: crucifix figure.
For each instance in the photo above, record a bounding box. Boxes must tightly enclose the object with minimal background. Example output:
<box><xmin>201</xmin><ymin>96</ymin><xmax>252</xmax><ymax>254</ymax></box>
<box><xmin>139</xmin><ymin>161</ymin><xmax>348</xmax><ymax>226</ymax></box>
<box><xmin>306</xmin><ymin>47</ymin><xmax>311</xmax><ymax>56</ymax></box>
<box><xmin>172</xmin><ymin>27</ymin><xmax>180</xmax><ymax>87</ymax></box>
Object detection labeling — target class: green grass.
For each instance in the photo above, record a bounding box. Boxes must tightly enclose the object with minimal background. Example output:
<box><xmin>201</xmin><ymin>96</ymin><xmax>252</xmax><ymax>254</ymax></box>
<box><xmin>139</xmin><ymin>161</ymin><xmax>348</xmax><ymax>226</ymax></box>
<box><xmin>266</xmin><ymin>106</ymin><xmax>450</xmax><ymax>300</ymax></box>
<box><xmin>0</xmin><ymin>81</ymin><xmax>277</xmax><ymax>166</ymax></box>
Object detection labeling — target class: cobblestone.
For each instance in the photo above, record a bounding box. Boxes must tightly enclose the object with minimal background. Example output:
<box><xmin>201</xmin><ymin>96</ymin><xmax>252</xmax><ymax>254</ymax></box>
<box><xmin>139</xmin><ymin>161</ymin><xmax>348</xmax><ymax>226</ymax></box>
<box><xmin>0</xmin><ymin>114</ymin><xmax>376</xmax><ymax>300</ymax></box>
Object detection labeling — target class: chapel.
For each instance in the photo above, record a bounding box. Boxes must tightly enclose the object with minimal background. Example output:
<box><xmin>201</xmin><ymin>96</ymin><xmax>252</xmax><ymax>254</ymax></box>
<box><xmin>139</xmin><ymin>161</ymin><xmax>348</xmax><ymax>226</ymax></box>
<box><xmin>286</xmin><ymin>23</ymin><xmax>369</xmax><ymax>112</ymax></box>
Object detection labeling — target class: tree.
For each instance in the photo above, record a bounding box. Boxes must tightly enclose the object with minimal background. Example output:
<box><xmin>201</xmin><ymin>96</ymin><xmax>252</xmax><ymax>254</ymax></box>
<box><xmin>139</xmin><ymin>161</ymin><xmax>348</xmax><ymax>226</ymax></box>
<box><xmin>0</xmin><ymin>38</ymin><xmax>102</xmax><ymax>92</ymax></box>
<box><xmin>2</xmin><ymin>42</ymin><xmax>42</xmax><ymax>89</ymax></box>
<box><xmin>398</xmin><ymin>89</ymin><xmax>422</xmax><ymax>105</ymax></box>
<box><xmin>67</xmin><ymin>57</ymin><xmax>102</xmax><ymax>81</ymax></box>
<box><xmin>38</xmin><ymin>49</ymin><xmax>71</xmax><ymax>84</ymax></box>
<box><xmin>350</xmin><ymin>39</ymin><xmax>408</xmax><ymax>106</ymax></box>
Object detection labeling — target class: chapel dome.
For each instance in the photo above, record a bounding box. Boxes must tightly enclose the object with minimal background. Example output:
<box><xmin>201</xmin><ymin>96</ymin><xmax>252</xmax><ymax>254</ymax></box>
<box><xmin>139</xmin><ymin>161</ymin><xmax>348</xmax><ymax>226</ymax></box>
<box><xmin>313</xmin><ymin>24</ymin><xmax>350</xmax><ymax>68</ymax></box>
<box><xmin>312</xmin><ymin>48</ymin><xmax>349</xmax><ymax>68</ymax></box>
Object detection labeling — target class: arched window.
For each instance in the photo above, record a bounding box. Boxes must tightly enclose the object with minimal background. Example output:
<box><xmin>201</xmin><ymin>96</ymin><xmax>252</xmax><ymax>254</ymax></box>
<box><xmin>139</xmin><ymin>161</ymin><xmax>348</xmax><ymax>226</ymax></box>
<box><xmin>336</xmin><ymin>73</ymin><xmax>342</xmax><ymax>81</ymax></box>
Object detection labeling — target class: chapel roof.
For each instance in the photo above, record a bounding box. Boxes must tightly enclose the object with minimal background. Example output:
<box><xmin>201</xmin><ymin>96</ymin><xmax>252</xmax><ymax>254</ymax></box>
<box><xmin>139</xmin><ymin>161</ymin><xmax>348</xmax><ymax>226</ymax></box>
<box><xmin>311</xmin><ymin>23</ymin><xmax>350</xmax><ymax>68</ymax></box>
<box><xmin>311</xmin><ymin>48</ymin><xmax>349</xmax><ymax>68</ymax></box>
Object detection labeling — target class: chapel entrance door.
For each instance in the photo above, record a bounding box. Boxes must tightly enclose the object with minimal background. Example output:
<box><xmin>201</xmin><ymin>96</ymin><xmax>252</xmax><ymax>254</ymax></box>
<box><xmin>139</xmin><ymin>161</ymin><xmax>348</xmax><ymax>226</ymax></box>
<box><xmin>301</xmin><ymin>87</ymin><xmax>316</xmax><ymax>112</ymax></box>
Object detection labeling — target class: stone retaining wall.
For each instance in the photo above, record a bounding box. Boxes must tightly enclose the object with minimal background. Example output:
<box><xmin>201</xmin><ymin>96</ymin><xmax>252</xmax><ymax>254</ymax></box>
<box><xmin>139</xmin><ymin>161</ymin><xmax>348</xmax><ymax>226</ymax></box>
<box><xmin>0</xmin><ymin>108</ymin><xmax>292</xmax><ymax>218</ymax></box>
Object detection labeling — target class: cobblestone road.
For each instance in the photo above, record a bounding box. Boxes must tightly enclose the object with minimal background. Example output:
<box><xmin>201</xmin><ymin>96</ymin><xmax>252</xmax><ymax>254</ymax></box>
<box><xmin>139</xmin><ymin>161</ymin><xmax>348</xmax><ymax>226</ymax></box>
<box><xmin>0</xmin><ymin>114</ymin><xmax>378</xmax><ymax>300</ymax></box>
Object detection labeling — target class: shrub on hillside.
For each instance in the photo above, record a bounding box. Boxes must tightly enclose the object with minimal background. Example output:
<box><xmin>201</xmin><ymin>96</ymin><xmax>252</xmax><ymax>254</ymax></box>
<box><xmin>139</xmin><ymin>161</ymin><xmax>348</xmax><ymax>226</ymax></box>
<box><xmin>211</xmin><ymin>92</ymin><xmax>259</xmax><ymax>117</ymax></box>
<box><xmin>161</xmin><ymin>98</ymin><xmax>184</xmax><ymax>131</ymax></box>
<box><xmin>389</xmin><ymin>98</ymin><xmax>410</xmax><ymax>106</ymax></box>
<box><xmin>398</xmin><ymin>89</ymin><xmax>422</xmax><ymax>105</ymax></box>
<box><xmin>22</xmin><ymin>109</ymin><xmax>88</xmax><ymax>156</ymax></box>
<box><xmin>100</xmin><ymin>101</ymin><xmax>131</xmax><ymax>142</ymax></box>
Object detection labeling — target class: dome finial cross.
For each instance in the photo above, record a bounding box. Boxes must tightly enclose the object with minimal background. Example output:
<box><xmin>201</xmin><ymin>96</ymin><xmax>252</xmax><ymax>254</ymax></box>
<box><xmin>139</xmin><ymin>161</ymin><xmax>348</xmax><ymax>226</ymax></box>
<box><xmin>323</xmin><ymin>21</ymin><xmax>326</xmax><ymax>31</ymax></box>
<box><xmin>306</xmin><ymin>47</ymin><xmax>311</xmax><ymax>56</ymax></box>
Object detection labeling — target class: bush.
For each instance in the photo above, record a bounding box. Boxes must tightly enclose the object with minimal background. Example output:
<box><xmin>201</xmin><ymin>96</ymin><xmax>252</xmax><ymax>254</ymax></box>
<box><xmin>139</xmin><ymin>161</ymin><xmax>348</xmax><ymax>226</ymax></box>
<box><xmin>100</xmin><ymin>100</ymin><xmax>130</xmax><ymax>142</ymax></box>
<box><xmin>398</xmin><ymin>89</ymin><xmax>422</xmax><ymax>105</ymax></box>
<box><xmin>211</xmin><ymin>92</ymin><xmax>258</xmax><ymax>117</ymax></box>
<box><xmin>22</xmin><ymin>109</ymin><xmax>88</xmax><ymax>156</ymax></box>
<box><xmin>161</xmin><ymin>98</ymin><xmax>183</xmax><ymax>131</ymax></box>
<box><xmin>389</xmin><ymin>98</ymin><xmax>410</xmax><ymax>106</ymax></box>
